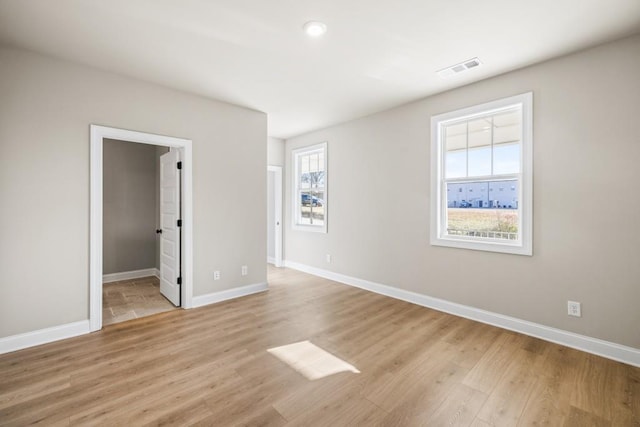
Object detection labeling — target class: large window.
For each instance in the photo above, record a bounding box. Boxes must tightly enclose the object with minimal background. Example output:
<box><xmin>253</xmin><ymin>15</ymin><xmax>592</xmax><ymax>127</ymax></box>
<box><xmin>292</xmin><ymin>142</ymin><xmax>327</xmax><ymax>232</ymax></box>
<box><xmin>430</xmin><ymin>93</ymin><xmax>532</xmax><ymax>255</ymax></box>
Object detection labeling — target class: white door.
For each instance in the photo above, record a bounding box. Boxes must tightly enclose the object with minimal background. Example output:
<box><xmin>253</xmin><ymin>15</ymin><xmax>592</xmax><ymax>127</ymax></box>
<box><xmin>267</xmin><ymin>166</ymin><xmax>283</xmax><ymax>267</ymax></box>
<box><xmin>159</xmin><ymin>150</ymin><xmax>181</xmax><ymax>306</ymax></box>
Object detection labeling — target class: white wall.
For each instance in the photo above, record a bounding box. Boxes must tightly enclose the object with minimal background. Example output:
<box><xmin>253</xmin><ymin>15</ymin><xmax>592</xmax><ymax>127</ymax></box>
<box><xmin>0</xmin><ymin>47</ymin><xmax>266</xmax><ymax>338</ymax></box>
<box><xmin>284</xmin><ymin>34</ymin><xmax>640</xmax><ymax>349</ymax></box>
<box><xmin>268</xmin><ymin>137</ymin><xmax>285</xmax><ymax>167</ymax></box>
<box><xmin>103</xmin><ymin>139</ymin><xmax>157</xmax><ymax>274</ymax></box>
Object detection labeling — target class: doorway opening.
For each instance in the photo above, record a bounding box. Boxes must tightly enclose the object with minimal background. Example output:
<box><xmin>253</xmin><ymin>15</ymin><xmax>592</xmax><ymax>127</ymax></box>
<box><xmin>90</xmin><ymin>125</ymin><xmax>193</xmax><ymax>332</ymax></box>
<box><xmin>101</xmin><ymin>140</ymin><xmax>178</xmax><ymax>325</ymax></box>
<box><xmin>267</xmin><ymin>165</ymin><xmax>283</xmax><ymax>267</ymax></box>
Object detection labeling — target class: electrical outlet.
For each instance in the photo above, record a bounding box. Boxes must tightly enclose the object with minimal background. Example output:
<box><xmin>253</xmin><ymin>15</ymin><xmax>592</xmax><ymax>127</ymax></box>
<box><xmin>241</xmin><ymin>265</ymin><xmax>248</xmax><ymax>276</ymax></box>
<box><xmin>214</xmin><ymin>271</ymin><xmax>220</xmax><ymax>280</ymax></box>
<box><xmin>326</xmin><ymin>254</ymin><xmax>331</xmax><ymax>263</ymax></box>
<box><xmin>568</xmin><ymin>301</ymin><xmax>581</xmax><ymax>317</ymax></box>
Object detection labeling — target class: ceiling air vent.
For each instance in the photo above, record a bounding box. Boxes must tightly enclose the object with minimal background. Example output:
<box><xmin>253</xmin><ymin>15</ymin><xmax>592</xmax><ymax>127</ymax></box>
<box><xmin>437</xmin><ymin>57</ymin><xmax>482</xmax><ymax>78</ymax></box>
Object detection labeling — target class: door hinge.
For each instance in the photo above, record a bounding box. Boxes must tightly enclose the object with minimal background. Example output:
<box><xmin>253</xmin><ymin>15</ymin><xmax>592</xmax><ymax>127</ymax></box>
<box><xmin>177</xmin><ymin>161</ymin><xmax>182</xmax><ymax>170</ymax></box>
<box><xmin>177</xmin><ymin>219</ymin><xmax>182</xmax><ymax>227</ymax></box>
<box><xmin>177</xmin><ymin>276</ymin><xmax>182</xmax><ymax>285</ymax></box>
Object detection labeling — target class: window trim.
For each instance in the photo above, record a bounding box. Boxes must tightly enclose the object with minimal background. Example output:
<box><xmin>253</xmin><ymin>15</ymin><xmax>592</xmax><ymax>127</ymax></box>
<box><xmin>430</xmin><ymin>92</ymin><xmax>533</xmax><ymax>255</ymax></box>
<box><xmin>292</xmin><ymin>142</ymin><xmax>328</xmax><ymax>233</ymax></box>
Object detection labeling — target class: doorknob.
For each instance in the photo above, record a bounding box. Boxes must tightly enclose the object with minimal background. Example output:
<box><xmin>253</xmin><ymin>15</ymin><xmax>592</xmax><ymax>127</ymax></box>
<box><xmin>156</xmin><ymin>229</ymin><xmax>163</xmax><ymax>234</ymax></box>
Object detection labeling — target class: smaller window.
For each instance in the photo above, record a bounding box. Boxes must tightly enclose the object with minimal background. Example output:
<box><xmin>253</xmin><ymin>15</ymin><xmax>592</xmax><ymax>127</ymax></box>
<box><xmin>292</xmin><ymin>142</ymin><xmax>327</xmax><ymax>232</ymax></box>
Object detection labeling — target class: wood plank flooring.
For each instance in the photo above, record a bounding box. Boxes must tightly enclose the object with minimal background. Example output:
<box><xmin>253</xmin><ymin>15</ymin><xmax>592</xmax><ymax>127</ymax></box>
<box><xmin>1</xmin><ymin>265</ymin><xmax>638</xmax><ymax>426</ymax></box>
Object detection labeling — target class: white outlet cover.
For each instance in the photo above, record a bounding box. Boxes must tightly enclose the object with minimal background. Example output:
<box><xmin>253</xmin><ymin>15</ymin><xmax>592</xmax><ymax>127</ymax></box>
<box><xmin>568</xmin><ymin>301</ymin><xmax>581</xmax><ymax>317</ymax></box>
<box><xmin>214</xmin><ymin>271</ymin><xmax>220</xmax><ymax>280</ymax></box>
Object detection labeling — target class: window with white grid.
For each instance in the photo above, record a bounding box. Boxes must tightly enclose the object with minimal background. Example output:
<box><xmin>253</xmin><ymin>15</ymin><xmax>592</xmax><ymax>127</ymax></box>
<box><xmin>430</xmin><ymin>93</ymin><xmax>533</xmax><ymax>255</ymax></box>
<box><xmin>292</xmin><ymin>143</ymin><xmax>327</xmax><ymax>232</ymax></box>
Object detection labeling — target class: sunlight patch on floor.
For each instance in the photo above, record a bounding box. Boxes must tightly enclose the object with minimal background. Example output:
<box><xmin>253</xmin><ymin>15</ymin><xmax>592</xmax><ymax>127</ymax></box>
<box><xmin>267</xmin><ymin>340</ymin><xmax>360</xmax><ymax>380</ymax></box>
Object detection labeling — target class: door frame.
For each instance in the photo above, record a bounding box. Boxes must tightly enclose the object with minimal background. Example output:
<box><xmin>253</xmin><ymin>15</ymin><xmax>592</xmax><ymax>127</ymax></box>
<box><xmin>89</xmin><ymin>125</ymin><xmax>194</xmax><ymax>332</ymax></box>
<box><xmin>267</xmin><ymin>165</ymin><xmax>283</xmax><ymax>267</ymax></box>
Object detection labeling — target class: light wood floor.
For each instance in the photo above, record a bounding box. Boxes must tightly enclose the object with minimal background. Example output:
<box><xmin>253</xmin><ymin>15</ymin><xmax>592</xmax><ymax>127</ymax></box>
<box><xmin>102</xmin><ymin>276</ymin><xmax>176</xmax><ymax>326</ymax></box>
<box><xmin>1</xmin><ymin>266</ymin><xmax>638</xmax><ymax>426</ymax></box>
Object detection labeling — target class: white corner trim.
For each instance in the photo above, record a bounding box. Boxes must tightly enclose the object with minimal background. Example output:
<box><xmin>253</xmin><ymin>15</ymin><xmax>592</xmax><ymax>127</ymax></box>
<box><xmin>0</xmin><ymin>320</ymin><xmax>91</xmax><ymax>355</ymax></box>
<box><xmin>191</xmin><ymin>282</ymin><xmax>268</xmax><ymax>309</ymax></box>
<box><xmin>103</xmin><ymin>268</ymin><xmax>160</xmax><ymax>283</ymax></box>
<box><xmin>283</xmin><ymin>260</ymin><xmax>640</xmax><ymax>368</ymax></box>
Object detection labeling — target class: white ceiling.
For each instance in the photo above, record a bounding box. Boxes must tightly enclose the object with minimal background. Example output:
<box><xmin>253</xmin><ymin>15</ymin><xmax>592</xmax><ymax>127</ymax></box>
<box><xmin>1</xmin><ymin>0</ymin><xmax>639</xmax><ymax>139</ymax></box>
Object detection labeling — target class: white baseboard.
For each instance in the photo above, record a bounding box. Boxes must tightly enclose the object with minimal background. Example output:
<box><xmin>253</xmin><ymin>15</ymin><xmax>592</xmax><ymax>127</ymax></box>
<box><xmin>0</xmin><ymin>320</ymin><xmax>91</xmax><ymax>355</ymax></box>
<box><xmin>192</xmin><ymin>282</ymin><xmax>268</xmax><ymax>309</ymax></box>
<box><xmin>103</xmin><ymin>268</ymin><xmax>160</xmax><ymax>283</ymax></box>
<box><xmin>267</xmin><ymin>256</ymin><xmax>276</xmax><ymax>265</ymax></box>
<box><xmin>284</xmin><ymin>260</ymin><xmax>640</xmax><ymax>368</ymax></box>
<box><xmin>0</xmin><ymin>280</ymin><xmax>265</xmax><ymax>354</ymax></box>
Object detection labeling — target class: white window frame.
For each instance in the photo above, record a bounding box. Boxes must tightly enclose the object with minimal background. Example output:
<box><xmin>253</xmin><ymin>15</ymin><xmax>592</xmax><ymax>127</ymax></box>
<box><xmin>430</xmin><ymin>92</ymin><xmax>533</xmax><ymax>255</ymax></box>
<box><xmin>292</xmin><ymin>142</ymin><xmax>328</xmax><ymax>233</ymax></box>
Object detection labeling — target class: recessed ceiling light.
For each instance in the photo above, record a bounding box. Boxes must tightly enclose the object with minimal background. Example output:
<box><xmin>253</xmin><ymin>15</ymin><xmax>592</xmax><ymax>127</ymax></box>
<box><xmin>303</xmin><ymin>21</ymin><xmax>327</xmax><ymax>37</ymax></box>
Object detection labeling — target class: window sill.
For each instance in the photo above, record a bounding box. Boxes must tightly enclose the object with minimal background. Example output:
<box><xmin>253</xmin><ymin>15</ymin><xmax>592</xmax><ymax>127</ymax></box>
<box><xmin>431</xmin><ymin>235</ymin><xmax>532</xmax><ymax>256</ymax></box>
<box><xmin>292</xmin><ymin>224</ymin><xmax>327</xmax><ymax>233</ymax></box>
